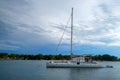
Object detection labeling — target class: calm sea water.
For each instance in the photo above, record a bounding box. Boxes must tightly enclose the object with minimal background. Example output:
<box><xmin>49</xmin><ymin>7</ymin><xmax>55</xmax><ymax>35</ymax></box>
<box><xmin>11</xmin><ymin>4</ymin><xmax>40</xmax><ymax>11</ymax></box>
<box><xmin>0</xmin><ymin>60</ymin><xmax>120</xmax><ymax>80</ymax></box>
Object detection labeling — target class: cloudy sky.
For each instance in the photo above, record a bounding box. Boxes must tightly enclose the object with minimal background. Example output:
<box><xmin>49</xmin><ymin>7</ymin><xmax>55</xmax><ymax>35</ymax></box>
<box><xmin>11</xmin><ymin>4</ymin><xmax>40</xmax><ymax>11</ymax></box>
<box><xmin>0</xmin><ymin>0</ymin><xmax>120</xmax><ymax>56</ymax></box>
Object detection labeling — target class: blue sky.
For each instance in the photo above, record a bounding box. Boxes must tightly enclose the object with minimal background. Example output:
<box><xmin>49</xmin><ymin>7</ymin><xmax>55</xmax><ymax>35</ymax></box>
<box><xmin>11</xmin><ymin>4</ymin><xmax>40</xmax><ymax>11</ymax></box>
<box><xmin>0</xmin><ymin>0</ymin><xmax>120</xmax><ymax>56</ymax></box>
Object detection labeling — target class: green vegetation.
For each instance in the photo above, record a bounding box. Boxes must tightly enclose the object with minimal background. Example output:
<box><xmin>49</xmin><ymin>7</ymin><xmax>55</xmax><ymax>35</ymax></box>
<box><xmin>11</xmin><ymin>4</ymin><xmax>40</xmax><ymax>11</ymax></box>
<box><xmin>92</xmin><ymin>54</ymin><xmax>118</xmax><ymax>61</ymax></box>
<box><xmin>0</xmin><ymin>53</ymin><xmax>119</xmax><ymax>61</ymax></box>
<box><xmin>0</xmin><ymin>53</ymin><xmax>70</xmax><ymax>60</ymax></box>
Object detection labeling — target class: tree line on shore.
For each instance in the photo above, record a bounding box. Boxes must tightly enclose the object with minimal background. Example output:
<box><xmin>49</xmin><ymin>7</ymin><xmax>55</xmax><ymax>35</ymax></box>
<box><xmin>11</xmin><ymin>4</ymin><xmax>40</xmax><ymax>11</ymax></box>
<box><xmin>0</xmin><ymin>53</ymin><xmax>119</xmax><ymax>61</ymax></box>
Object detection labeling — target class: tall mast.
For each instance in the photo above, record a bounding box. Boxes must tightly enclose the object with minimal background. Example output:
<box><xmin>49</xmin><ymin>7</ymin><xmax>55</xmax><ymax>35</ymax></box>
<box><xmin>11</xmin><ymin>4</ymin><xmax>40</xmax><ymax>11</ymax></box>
<box><xmin>71</xmin><ymin>8</ymin><xmax>73</xmax><ymax>58</ymax></box>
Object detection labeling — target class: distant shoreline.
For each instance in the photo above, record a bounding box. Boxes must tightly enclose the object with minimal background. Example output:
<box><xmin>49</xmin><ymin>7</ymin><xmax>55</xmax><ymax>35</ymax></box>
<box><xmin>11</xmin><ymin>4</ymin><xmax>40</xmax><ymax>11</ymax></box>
<box><xmin>0</xmin><ymin>53</ymin><xmax>120</xmax><ymax>61</ymax></box>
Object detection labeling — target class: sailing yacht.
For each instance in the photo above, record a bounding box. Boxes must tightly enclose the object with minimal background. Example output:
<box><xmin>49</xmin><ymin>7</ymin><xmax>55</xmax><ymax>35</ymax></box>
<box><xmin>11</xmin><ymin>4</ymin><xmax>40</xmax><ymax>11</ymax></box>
<box><xmin>46</xmin><ymin>8</ymin><xmax>113</xmax><ymax>68</ymax></box>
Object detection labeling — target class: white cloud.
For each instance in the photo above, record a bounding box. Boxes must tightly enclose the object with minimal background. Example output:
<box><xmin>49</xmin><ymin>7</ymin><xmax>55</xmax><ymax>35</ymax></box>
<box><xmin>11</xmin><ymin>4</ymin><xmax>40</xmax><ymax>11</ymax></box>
<box><xmin>0</xmin><ymin>41</ymin><xmax>20</xmax><ymax>50</ymax></box>
<box><xmin>0</xmin><ymin>0</ymin><xmax>120</xmax><ymax>51</ymax></box>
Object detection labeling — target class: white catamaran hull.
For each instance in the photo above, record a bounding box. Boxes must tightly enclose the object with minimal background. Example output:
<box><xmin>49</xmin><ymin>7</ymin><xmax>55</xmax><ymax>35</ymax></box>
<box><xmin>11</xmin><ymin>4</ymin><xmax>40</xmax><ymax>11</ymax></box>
<box><xmin>46</xmin><ymin>62</ymin><xmax>105</xmax><ymax>68</ymax></box>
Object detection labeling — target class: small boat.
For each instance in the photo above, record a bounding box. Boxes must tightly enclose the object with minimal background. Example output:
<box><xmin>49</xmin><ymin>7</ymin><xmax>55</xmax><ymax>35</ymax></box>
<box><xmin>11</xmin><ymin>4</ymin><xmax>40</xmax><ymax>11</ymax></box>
<box><xmin>46</xmin><ymin>8</ymin><xmax>113</xmax><ymax>68</ymax></box>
